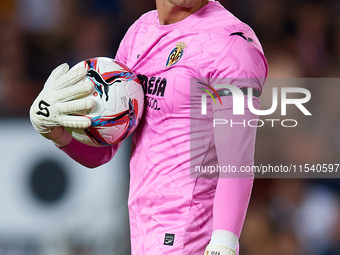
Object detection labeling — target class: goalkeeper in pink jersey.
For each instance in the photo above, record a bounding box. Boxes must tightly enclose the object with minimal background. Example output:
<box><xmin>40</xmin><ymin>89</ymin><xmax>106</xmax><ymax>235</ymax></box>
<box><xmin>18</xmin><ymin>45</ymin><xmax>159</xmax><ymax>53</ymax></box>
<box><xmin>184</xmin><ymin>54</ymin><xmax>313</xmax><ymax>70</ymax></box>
<box><xmin>29</xmin><ymin>0</ymin><xmax>267</xmax><ymax>254</ymax></box>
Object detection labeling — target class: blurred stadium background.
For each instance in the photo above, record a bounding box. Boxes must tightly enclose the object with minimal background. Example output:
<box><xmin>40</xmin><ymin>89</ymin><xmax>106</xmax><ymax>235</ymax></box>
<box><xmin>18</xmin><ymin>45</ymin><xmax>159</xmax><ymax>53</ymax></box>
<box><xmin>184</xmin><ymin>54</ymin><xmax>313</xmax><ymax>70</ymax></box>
<box><xmin>0</xmin><ymin>0</ymin><xmax>340</xmax><ymax>254</ymax></box>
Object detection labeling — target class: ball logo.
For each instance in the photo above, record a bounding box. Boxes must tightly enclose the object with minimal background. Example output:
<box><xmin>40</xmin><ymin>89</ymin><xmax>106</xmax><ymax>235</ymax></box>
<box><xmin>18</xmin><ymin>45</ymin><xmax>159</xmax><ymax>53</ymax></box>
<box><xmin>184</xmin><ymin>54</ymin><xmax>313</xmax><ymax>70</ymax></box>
<box><xmin>166</xmin><ymin>41</ymin><xmax>187</xmax><ymax>67</ymax></box>
<box><xmin>87</xmin><ymin>68</ymin><xmax>121</xmax><ymax>102</ymax></box>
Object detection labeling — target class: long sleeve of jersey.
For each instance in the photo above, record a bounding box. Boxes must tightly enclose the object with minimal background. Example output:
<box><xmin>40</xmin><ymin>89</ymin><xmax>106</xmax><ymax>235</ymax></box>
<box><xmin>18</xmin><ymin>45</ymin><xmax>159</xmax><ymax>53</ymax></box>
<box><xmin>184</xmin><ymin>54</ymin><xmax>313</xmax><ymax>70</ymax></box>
<box><xmin>206</xmin><ymin>20</ymin><xmax>267</xmax><ymax>237</ymax></box>
<box><xmin>212</xmin><ymin>96</ymin><xmax>260</xmax><ymax>237</ymax></box>
<box><xmin>58</xmin><ymin>138</ymin><xmax>120</xmax><ymax>168</ymax></box>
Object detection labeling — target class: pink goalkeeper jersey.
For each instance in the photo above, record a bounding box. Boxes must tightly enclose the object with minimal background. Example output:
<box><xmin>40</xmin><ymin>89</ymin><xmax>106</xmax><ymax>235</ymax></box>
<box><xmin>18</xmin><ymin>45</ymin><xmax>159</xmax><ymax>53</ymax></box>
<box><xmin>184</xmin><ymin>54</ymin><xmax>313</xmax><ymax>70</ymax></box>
<box><xmin>60</xmin><ymin>1</ymin><xmax>267</xmax><ymax>254</ymax></box>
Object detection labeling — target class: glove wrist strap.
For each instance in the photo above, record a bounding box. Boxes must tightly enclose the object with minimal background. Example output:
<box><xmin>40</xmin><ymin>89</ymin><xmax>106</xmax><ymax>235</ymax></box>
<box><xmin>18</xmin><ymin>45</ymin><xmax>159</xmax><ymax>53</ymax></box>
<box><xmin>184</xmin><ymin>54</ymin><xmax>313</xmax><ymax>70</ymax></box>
<box><xmin>210</xmin><ymin>230</ymin><xmax>238</xmax><ymax>251</ymax></box>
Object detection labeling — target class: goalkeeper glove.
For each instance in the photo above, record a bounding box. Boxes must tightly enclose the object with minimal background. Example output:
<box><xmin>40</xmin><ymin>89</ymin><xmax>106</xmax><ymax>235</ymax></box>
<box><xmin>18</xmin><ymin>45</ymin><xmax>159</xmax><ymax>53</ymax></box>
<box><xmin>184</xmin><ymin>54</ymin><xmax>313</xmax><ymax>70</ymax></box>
<box><xmin>29</xmin><ymin>63</ymin><xmax>95</xmax><ymax>146</ymax></box>
<box><xmin>204</xmin><ymin>230</ymin><xmax>238</xmax><ymax>255</ymax></box>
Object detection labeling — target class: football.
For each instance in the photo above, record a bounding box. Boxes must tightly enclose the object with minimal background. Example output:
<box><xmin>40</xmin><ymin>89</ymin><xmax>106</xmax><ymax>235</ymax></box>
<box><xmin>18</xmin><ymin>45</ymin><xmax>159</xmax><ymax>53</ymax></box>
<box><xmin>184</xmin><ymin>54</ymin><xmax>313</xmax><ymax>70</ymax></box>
<box><xmin>66</xmin><ymin>57</ymin><xmax>144</xmax><ymax>147</ymax></box>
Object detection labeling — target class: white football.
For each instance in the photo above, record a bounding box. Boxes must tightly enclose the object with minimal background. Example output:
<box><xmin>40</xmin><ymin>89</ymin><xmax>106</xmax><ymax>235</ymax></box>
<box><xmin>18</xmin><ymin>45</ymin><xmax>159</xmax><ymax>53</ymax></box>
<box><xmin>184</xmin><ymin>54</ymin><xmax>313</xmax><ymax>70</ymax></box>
<box><xmin>66</xmin><ymin>57</ymin><xmax>144</xmax><ymax>147</ymax></box>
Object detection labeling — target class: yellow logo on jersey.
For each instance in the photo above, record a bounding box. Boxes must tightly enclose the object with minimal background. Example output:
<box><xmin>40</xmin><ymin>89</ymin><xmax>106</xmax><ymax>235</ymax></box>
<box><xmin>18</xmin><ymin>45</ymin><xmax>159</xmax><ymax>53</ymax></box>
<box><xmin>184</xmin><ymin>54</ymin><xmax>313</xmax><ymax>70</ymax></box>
<box><xmin>166</xmin><ymin>41</ymin><xmax>187</xmax><ymax>67</ymax></box>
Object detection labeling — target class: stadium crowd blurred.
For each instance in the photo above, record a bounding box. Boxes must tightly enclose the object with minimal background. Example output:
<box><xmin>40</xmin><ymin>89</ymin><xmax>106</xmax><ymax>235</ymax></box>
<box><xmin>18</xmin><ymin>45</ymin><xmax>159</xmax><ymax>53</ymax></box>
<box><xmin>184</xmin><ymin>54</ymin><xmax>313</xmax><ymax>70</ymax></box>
<box><xmin>0</xmin><ymin>0</ymin><xmax>340</xmax><ymax>254</ymax></box>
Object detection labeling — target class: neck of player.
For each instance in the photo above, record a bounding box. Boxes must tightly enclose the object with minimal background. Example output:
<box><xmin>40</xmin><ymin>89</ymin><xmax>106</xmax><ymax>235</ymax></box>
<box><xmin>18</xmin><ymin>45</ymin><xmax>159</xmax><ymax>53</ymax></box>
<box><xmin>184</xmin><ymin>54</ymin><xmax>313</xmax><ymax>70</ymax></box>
<box><xmin>156</xmin><ymin>0</ymin><xmax>209</xmax><ymax>25</ymax></box>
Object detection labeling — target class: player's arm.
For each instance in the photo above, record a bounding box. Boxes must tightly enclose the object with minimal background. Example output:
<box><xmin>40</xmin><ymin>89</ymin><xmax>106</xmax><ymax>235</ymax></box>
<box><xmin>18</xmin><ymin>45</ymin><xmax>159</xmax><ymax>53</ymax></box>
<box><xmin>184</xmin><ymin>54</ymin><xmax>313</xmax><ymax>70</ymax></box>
<box><xmin>204</xmin><ymin>96</ymin><xmax>259</xmax><ymax>255</ymax></box>
<box><xmin>29</xmin><ymin>63</ymin><xmax>120</xmax><ymax>168</ymax></box>
<box><xmin>203</xmin><ymin>29</ymin><xmax>268</xmax><ymax>255</ymax></box>
<box><xmin>58</xmin><ymin>138</ymin><xmax>121</xmax><ymax>168</ymax></box>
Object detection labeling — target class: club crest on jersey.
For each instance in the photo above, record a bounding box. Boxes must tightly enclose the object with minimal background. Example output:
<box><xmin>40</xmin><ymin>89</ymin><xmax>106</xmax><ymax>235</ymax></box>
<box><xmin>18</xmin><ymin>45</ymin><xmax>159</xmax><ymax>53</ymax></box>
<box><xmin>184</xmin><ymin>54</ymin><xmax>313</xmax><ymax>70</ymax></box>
<box><xmin>166</xmin><ymin>41</ymin><xmax>187</xmax><ymax>67</ymax></box>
